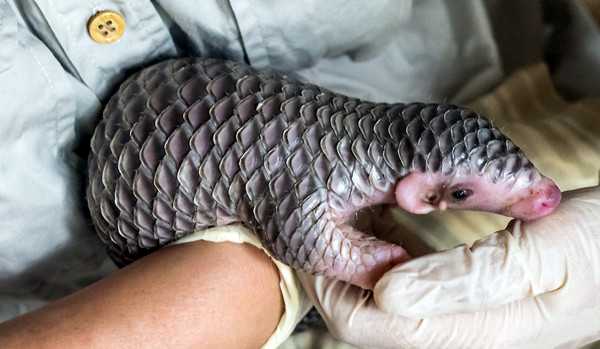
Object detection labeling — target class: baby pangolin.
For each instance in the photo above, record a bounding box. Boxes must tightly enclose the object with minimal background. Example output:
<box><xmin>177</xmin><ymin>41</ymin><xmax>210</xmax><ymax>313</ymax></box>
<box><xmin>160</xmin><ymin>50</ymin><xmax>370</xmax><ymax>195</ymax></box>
<box><xmin>87</xmin><ymin>58</ymin><xmax>561</xmax><ymax>290</ymax></box>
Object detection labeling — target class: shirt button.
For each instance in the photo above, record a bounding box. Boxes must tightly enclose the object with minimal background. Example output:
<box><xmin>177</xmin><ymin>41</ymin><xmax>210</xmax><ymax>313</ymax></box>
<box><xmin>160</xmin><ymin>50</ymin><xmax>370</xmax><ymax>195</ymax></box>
<box><xmin>88</xmin><ymin>10</ymin><xmax>125</xmax><ymax>44</ymax></box>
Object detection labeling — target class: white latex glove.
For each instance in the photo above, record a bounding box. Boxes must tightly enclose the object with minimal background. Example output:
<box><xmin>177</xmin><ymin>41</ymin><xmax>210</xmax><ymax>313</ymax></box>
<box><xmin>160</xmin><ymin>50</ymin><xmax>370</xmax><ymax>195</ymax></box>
<box><xmin>298</xmin><ymin>186</ymin><xmax>600</xmax><ymax>349</ymax></box>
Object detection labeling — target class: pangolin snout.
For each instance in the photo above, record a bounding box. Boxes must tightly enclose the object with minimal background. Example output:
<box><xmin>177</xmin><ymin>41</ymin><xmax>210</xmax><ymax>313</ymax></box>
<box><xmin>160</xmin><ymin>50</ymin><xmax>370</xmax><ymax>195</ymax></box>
<box><xmin>504</xmin><ymin>176</ymin><xmax>561</xmax><ymax>221</ymax></box>
<box><xmin>531</xmin><ymin>181</ymin><xmax>561</xmax><ymax>218</ymax></box>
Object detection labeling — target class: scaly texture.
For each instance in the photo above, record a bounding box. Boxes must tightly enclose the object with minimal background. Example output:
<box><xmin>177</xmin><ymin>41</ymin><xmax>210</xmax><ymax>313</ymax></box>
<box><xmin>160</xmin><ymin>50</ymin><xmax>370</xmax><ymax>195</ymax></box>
<box><xmin>87</xmin><ymin>57</ymin><xmax>526</xmax><ymax>281</ymax></box>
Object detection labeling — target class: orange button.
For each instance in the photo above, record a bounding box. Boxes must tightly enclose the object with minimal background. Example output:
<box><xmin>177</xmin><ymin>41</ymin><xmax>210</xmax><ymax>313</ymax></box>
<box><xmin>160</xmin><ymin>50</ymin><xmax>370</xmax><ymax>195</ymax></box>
<box><xmin>88</xmin><ymin>10</ymin><xmax>125</xmax><ymax>44</ymax></box>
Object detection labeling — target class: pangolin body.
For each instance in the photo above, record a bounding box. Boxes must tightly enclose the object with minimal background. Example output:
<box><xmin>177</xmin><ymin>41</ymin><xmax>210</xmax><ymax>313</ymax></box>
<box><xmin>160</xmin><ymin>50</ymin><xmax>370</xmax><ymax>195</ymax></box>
<box><xmin>87</xmin><ymin>58</ymin><xmax>560</xmax><ymax>289</ymax></box>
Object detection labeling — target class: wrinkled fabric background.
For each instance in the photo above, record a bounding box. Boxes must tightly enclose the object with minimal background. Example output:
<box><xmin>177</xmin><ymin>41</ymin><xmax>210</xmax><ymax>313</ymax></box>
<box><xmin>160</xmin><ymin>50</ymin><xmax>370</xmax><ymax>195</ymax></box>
<box><xmin>0</xmin><ymin>0</ymin><xmax>599</xmax><ymax>347</ymax></box>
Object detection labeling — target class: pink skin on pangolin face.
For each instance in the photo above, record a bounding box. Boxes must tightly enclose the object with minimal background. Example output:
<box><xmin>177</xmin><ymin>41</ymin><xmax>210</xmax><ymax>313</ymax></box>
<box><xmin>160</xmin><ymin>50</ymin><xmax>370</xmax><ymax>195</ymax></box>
<box><xmin>394</xmin><ymin>169</ymin><xmax>561</xmax><ymax>220</ymax></box>
<box><xmin>342</xmin><ymin>169</ymin><xmax>561</xmax><ymax>290</ymax></box>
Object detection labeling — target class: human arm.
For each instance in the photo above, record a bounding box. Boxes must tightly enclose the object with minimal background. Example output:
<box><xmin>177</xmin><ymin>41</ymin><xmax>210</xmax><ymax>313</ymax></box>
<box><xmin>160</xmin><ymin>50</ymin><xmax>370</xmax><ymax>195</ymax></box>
<box><xmin>299</xmin><ymin>186</ymin><xmax>600</xmax><ymax>349</ymax></box>
<box><xmin>0</xmin><ymin>239</ymin><xmax>283</xmax><ymax>348</ymax></box>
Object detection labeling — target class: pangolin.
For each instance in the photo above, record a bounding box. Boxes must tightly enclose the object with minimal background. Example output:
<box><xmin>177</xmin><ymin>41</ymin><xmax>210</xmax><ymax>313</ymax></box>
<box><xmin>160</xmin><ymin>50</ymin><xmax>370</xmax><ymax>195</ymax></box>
<box><xmin>87</xmin><ymin>58</ymin><xmax>561</xmax><ymax>290</ymax></box>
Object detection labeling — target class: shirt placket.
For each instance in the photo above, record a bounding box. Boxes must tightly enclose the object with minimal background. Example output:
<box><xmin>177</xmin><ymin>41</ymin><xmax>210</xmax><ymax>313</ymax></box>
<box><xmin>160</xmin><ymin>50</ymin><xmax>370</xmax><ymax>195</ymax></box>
<box><xmin>33</xmin><ymin>0</ymin><xmax>178</xmax><ymax>99</ymax></box>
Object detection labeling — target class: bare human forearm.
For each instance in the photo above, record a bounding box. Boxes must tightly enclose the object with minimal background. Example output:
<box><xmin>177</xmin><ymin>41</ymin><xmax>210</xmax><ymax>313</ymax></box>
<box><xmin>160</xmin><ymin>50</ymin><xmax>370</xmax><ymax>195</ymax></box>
<box><xmin>0</xmin><ymin>240</ymin><xmax>284</xmax><ymax>348</ymax></box>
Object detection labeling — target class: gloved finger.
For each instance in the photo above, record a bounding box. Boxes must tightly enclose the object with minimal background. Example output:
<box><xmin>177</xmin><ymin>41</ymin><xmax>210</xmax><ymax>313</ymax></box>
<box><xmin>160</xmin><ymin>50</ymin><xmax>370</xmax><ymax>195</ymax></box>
<box><xmin>353</xmin><ymin>205</ymin><xmax>436</xmax><ymax>258</ymax></box>
<box><xmin>297</xmin><ymin>271</ymin><xmax>418</xmax><ymax>349</ymax></box>
<box><xmin>374</xmin><ymin>186</ymin><xmax>600</xmax><ymax>318</ymax></box>
<box><xmin>298</xmin><ymin>271</ymin><xmax>533</xmax><ymax>349</ymax></box>
<box><xmin>299</xmin><ymin>271</ymin><xmax>600</xmax><ymax>349</ymax></box>
<box><xmin>297</xmin><ymin>272</ymin><xmax>495</xmax><ymax>349</ymax></box>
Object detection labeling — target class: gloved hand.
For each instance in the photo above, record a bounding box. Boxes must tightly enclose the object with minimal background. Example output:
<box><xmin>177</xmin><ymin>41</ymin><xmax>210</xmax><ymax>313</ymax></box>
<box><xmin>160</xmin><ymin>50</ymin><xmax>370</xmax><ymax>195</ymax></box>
<box><xmin>298</xmin><ymin>186</ymin><xmax>600</xmax><ymax>349</ymax></box>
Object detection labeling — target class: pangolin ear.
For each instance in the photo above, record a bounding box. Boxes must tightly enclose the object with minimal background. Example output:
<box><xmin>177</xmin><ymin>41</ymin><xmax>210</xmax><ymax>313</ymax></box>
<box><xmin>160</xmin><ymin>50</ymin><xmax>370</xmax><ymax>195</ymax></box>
<box><xmin>395</xmin><ymin>172</ymin><xmax>441</xmax><ymax>214</ymax></box>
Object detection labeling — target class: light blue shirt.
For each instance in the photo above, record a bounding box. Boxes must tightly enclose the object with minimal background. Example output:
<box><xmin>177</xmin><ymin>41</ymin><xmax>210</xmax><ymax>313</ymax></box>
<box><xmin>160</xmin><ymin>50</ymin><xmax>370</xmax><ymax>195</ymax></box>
<box><xmin>0</xmin><ymin>0</ymin><xmax>505</xmax><ymax>321</ymax></box>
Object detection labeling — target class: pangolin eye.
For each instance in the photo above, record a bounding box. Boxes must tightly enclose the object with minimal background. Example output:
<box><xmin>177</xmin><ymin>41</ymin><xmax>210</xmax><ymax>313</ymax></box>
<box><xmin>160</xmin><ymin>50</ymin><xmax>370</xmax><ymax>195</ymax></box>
<box><xmin>451</xmin><ymin>189</ymin><xmax>473</xmax><ymax>200</ymax></box>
